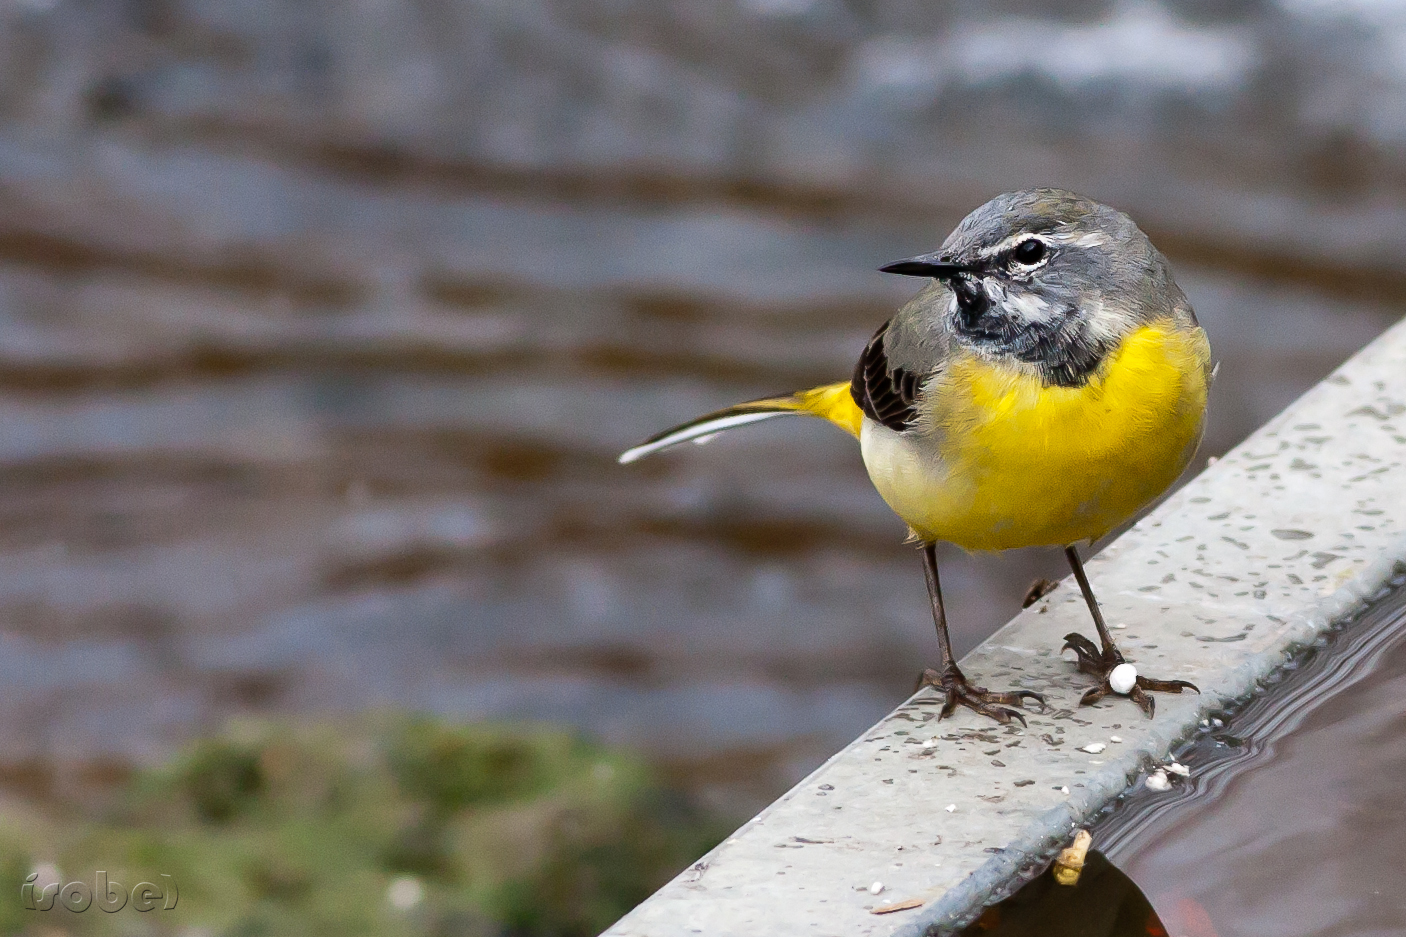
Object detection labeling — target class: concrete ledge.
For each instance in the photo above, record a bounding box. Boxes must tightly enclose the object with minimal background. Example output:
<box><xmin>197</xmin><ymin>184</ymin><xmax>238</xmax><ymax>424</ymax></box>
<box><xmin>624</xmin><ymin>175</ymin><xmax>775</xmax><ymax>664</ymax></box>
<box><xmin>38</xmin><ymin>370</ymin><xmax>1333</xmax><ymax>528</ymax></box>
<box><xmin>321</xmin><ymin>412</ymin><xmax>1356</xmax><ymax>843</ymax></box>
<box><xmin>605</xmin><ymin>316</ymin><xmax>1406</xmax><ymax>937</ymax></box>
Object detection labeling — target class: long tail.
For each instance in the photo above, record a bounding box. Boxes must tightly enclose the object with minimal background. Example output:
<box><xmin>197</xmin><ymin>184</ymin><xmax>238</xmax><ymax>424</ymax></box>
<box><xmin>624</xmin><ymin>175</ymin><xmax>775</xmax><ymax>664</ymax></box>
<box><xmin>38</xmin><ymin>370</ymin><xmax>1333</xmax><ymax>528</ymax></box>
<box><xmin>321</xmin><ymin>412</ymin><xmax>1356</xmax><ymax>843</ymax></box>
<box><xmin>618</xmin><ymin>381</ymin><xmax>862</xmax><ymax>464</ymax></box>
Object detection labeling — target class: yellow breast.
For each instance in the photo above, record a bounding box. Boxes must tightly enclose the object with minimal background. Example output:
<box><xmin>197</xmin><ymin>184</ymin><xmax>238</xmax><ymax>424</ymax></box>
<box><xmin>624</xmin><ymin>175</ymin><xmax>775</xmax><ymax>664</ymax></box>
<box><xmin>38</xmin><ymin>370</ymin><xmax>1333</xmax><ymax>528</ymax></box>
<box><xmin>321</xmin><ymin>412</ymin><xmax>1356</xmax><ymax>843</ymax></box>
<box><xmin>860</xmin><ymin>320</ymin><xmax>1211</xmax><ymax>550</ymax></box>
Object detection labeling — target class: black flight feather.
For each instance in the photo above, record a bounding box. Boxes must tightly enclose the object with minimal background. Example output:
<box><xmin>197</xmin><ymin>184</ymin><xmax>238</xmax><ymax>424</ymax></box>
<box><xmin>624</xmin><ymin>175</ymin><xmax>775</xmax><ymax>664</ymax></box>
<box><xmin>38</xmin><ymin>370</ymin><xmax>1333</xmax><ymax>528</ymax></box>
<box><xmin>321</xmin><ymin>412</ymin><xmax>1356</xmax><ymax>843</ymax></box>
<box><xmin>850</xmin><ymin>320</ymin><xmax>921</xmax><ymax>432</ymax></box>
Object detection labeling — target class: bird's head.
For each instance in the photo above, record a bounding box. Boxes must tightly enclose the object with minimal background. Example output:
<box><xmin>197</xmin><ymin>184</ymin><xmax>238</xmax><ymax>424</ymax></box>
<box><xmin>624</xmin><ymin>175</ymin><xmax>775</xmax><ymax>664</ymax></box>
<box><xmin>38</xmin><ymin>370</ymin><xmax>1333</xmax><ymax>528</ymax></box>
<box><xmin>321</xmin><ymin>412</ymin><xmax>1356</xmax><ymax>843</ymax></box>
<box><xmin>881</xmin><ymin>189</ymin><xmax>1188</xmax><ymax>387</ymax></box>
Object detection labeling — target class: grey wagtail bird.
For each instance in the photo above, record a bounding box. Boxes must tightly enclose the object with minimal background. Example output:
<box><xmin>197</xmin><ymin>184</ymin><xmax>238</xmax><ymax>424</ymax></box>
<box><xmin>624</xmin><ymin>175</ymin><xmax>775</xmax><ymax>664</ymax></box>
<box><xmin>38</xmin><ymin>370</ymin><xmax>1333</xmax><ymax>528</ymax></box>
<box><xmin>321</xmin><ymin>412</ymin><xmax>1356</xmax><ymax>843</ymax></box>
<box><xmin>620</xmin><ymin>189</ymin><xmax>1210</xmax><ymax>723</ymax></box>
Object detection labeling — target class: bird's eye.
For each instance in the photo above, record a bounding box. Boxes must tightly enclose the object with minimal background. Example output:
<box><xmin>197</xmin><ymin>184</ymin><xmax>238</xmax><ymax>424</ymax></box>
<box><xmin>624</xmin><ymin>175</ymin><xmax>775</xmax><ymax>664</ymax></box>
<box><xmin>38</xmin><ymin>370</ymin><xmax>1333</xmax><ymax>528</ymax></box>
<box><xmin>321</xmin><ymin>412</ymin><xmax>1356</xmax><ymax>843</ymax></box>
<box><xmin>1013</xmin><ymin>239</ymin><xmax>1046</xmax><ymax>265</ymax></box>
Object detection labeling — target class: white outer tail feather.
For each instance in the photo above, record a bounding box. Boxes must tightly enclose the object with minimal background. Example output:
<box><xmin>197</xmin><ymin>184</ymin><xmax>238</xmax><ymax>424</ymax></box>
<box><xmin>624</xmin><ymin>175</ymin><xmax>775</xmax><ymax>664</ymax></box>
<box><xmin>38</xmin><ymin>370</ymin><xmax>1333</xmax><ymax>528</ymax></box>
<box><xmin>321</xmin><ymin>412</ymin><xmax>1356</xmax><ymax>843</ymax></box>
<box><xmin>618</xmin><ymin>411</ymin><xmax>794</xmax><ymax>464</ymax></box>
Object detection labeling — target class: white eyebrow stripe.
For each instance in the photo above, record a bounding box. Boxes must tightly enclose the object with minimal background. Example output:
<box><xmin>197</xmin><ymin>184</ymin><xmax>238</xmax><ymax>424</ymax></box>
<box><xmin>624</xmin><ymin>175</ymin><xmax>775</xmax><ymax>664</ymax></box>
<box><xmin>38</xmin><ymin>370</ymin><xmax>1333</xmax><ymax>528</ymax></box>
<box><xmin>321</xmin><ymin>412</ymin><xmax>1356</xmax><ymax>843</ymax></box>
<box><xmin>972</xmin><ymin>228</ymin><xmax>1107</xmax><ymax>260</ymax></box>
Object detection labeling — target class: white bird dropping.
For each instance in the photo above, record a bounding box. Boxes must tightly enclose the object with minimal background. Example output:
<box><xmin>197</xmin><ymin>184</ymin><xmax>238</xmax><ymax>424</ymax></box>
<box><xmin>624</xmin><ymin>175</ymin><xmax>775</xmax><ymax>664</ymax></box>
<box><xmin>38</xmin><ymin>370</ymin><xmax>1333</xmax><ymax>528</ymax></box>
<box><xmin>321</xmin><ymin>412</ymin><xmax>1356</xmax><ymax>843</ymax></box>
<box><xmin>1144</xmin><ymin>769</ymin><xmax>1171</xmax><ymax>792</ymax></box>
<box><xmin>1079</xmin><ymin>743</ymin><xmax>1106</xmax><ymax>754</ymax></box>
<box><xmin>1109</xmin><ymin>663</ymin><xmax>1138</xmax><ymax>695</ymax></box>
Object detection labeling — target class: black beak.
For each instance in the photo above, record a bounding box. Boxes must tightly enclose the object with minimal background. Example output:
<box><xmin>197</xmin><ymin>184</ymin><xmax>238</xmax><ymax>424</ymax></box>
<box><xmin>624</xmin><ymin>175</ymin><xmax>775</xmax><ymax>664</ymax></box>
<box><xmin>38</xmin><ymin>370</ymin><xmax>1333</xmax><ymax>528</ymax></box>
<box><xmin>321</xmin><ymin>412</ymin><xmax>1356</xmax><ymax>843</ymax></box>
<box><xmin>878</xmin><ymin>253</ymin><xmax>970</xmax><ymax>279</ymax></box>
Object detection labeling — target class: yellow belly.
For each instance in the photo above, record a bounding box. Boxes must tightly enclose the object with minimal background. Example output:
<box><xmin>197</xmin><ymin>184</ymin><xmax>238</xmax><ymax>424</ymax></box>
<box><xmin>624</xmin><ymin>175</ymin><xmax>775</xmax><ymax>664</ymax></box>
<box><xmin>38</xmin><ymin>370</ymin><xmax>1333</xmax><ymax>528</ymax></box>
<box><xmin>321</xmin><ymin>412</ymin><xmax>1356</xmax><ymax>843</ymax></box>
<box><xmin>860</xmin><ymin>321</ymin><xmax>1212</xmax><ymax>550</ymax></box>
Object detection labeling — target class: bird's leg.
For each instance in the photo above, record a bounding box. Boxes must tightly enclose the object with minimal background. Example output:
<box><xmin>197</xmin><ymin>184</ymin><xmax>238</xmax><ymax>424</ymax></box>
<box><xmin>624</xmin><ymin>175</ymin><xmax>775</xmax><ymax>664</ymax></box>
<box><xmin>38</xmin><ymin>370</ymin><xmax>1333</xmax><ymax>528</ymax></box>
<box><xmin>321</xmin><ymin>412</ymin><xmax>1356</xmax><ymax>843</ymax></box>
<box><xmin>918</xmin><ymin>543</ymin><xmax>1045</xmax><ymax>725</ymax></box>
<box><xmin>1061</xmin><ymin>545</ymin><xmax>1198</xmax><ymax>717</ymax></box>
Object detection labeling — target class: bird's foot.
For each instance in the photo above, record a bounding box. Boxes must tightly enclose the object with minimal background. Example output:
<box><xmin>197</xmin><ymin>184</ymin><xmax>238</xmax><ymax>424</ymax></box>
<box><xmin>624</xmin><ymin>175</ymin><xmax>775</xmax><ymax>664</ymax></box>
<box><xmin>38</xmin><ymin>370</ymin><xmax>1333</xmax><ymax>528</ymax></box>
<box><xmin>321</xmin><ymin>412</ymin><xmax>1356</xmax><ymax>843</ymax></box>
<box><xmin>1061</xmin><ymin>632</ymin><xmax>1199</xmax><ymax>718</ymax></box>
<box><xmin>918</xmin><ymin>665</ymin><xmax>1046</xmax><ymax>726</ymax></box>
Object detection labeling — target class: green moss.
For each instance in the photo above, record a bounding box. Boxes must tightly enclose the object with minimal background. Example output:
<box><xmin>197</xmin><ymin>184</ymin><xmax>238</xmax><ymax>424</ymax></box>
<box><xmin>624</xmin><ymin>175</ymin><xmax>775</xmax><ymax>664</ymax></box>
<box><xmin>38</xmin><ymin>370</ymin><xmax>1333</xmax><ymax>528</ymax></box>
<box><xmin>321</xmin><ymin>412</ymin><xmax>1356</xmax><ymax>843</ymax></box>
<box><xmin>490</xmin><ymin>791</ymin><xmax>722</xmax><ymax>937</ymax></box>
<box><xmin>3</xmin><ymin>716</ymin><xmax>730</xmax><ymax>937</ymax></box>
<box><xmin>180</xmin><ymin>740</ymin><xmax>266</xmax><ymax>823</ymax></box>
<box><xmin>0</xmin><ymin>838</ymin><xmax>30</xmax><ymax>936</ymax></box>
<box><xmin>388</xmin><ymin>719</ymin><xmax>556</xmax><ymax>813</ymax></box>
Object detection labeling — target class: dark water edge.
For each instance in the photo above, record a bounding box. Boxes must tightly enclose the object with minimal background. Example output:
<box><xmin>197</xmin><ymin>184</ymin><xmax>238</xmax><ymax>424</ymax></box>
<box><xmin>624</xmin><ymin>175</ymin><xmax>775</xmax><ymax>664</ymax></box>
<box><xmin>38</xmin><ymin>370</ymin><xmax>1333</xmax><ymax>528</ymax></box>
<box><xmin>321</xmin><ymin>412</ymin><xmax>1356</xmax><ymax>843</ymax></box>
<box><xmin>1090</xmin><ymin>568</ymin><xmax>1406</xmax><ymax>937</ymax></box>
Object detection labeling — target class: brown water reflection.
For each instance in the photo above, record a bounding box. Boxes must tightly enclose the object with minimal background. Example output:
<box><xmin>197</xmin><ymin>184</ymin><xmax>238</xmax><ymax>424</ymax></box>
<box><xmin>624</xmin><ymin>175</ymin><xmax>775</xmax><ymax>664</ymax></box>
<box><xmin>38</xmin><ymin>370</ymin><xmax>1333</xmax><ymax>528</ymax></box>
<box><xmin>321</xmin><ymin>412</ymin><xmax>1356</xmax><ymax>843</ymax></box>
<box><xmin>0</xmin><ymin>1</ymin><xmax>1403</xmax><ymax>822</ymax></box>
<box><xmin>0</xmin><ymin>201</ymin><xmax>1391</xmax><ymax>814</ymax></box>
<box><xmin>959</xmin><ymin>851</ymin><xmax>1167</xmax><ymax>937</ymax></box>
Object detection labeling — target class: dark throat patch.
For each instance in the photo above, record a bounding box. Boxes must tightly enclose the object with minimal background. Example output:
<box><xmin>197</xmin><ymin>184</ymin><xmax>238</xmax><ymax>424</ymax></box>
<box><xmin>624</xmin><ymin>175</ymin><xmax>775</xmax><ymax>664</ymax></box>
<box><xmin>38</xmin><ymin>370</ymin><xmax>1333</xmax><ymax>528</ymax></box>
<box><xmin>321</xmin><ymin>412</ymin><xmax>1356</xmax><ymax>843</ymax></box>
<box><xmin>956</xmin><ymin>300</ymin><xmax>1109</xmax><ymax>388</ymax></box>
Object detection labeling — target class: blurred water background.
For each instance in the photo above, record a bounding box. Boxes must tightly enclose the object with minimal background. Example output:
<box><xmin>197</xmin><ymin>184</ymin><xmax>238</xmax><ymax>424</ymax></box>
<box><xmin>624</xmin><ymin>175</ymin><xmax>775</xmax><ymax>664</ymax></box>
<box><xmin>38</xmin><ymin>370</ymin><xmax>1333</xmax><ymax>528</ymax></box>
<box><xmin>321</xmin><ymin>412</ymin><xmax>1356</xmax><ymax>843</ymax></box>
<box><xmin>0</xmin><ymin>0</ymin><xmax>1403</xmax><ymax>905</ymax></box>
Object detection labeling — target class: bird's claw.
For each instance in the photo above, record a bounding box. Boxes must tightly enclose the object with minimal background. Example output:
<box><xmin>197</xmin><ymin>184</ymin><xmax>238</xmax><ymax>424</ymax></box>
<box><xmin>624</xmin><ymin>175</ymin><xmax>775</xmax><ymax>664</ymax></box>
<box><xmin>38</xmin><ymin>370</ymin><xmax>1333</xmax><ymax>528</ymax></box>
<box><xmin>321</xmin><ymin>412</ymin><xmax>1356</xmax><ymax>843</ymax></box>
<box><xmin>919</xmin><ymin>666</ymin><xmax>1046</xmax><ymax>727</ymax></box>
<box><xmin>1063</xmin><ymin>631</ymin><xmax>1199</xmax><ymax>718</ymax></box>
<box><xmin>1061</xmin><ymin>631</ymin><xmax>1120</xmax><ymax>672</ymax></box>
